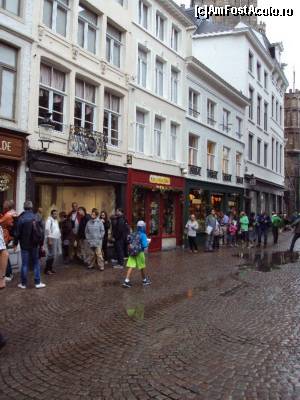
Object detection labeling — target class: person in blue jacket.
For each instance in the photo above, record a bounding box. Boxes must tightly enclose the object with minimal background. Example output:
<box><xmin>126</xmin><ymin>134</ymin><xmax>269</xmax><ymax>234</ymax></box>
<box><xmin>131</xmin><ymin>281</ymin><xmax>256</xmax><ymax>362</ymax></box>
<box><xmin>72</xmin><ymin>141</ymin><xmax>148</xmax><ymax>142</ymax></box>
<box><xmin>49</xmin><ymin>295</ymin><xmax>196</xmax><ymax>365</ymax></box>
<box><xmin>122</xmin><ymin>220</ymin><xmax>151</xmax><ymax>288</ymax></box>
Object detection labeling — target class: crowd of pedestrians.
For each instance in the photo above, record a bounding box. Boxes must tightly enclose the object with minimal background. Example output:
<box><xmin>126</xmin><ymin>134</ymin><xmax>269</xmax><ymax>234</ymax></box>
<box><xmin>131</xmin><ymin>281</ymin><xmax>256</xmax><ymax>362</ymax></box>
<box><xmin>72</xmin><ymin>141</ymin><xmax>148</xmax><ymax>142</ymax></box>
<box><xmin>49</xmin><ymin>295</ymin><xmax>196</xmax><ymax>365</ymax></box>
<box><xmin>185</xmin><ymin>208</ymin><xmax>288</xmax><ymax>253</ymax></box>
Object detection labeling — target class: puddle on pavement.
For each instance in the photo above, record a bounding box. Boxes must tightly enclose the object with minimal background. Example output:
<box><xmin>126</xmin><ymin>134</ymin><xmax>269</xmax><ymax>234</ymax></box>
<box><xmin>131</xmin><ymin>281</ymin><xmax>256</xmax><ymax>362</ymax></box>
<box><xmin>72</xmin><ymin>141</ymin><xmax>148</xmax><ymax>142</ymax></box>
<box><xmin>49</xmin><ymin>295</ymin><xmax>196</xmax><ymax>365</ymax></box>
<box><xmin>237</xmin><ymin>251</ymin><xmax>300</xmax><ymax>274</ymax></box>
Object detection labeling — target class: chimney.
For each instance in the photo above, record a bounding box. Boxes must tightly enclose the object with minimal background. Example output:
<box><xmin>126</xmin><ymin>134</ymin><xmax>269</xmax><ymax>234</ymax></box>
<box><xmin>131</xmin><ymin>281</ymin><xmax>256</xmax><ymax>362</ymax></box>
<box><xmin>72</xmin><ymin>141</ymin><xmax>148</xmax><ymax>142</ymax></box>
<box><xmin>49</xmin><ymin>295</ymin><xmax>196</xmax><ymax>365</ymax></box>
<box><xmin>180</xmin><ymin>3</ymin><xmax>186</xmax><ymax>8</ymax></box>
<box><xmin>258</xmin><ymin>21</ymin><xmax>266</xmax><ymax>34</ymax></box>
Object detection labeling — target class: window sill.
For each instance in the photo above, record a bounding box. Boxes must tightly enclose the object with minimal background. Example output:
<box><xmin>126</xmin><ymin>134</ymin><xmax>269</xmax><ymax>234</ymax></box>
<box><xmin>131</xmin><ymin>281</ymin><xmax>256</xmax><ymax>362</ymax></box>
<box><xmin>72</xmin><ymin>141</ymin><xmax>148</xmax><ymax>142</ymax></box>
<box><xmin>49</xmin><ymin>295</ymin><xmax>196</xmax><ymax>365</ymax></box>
<box><xmin>0</xmin><ymin>8</ymin><xmax>23</xmax><ymax>23</ymax></box>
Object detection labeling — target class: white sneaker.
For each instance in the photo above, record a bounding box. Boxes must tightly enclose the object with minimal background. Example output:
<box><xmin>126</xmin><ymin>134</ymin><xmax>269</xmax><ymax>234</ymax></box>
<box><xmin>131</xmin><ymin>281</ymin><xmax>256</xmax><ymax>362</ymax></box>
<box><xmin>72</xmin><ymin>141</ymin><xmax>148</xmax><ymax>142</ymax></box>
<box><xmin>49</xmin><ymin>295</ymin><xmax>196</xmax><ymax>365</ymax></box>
<box><xmin>5</xmin><ymin>275</ymin><xmax>13</xmax><ymax>282</ymax></box>
<box><xmin>35</xmin><ymin>282</ymin><xmax>46</xmax><ymax>289</ymax></box>
<box><xmin>17</xmin><ymin>283</ymin><xmax>26</xmax><ymax>289</ymax></box>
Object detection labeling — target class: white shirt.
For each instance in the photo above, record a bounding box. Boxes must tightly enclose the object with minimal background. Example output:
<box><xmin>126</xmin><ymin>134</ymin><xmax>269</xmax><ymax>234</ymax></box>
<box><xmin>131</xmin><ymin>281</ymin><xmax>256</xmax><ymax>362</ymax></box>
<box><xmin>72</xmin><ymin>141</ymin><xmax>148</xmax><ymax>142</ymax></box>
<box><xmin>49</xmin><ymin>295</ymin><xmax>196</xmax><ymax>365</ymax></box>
<box><xmin>45</xmin><ymin>217</ymin><xmax>61</xmax><ymax>239</ymax></box>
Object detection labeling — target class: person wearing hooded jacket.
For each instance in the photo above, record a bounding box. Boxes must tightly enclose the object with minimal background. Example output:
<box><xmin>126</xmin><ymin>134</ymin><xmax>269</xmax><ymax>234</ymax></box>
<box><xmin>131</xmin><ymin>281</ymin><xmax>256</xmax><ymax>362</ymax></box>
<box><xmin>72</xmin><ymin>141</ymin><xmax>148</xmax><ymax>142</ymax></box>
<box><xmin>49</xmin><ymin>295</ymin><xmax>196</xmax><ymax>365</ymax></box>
<box><xmin>85</xmin><ymin>209</ymin><xmax>105</xmax><ymax>270</ymax></box>
<box><xmin>122</xmin><ymin>221</ymin><xmax>151</xmax><ymax>288</ymax></box>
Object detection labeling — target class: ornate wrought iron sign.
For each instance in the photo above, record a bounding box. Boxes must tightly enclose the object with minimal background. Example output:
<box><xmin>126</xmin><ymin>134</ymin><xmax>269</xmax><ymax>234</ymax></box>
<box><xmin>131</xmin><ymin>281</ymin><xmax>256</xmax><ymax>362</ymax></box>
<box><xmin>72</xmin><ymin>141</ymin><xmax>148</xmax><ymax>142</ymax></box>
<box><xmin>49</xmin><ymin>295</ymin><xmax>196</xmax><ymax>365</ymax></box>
<box><xmin>68</xmin><ymin>126</ymin><xmax>108</xmax><ymax>161</ymax></box>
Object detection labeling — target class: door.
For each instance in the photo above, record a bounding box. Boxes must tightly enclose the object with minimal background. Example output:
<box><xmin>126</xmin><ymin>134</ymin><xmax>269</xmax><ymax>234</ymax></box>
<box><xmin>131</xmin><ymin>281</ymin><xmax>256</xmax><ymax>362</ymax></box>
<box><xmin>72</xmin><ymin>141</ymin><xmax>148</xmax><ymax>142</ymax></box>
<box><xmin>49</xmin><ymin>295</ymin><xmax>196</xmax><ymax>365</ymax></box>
<box><xmin>147</xmin><ymin>191</ymin><xmax>161</xmax><ymax>252</ymax></box>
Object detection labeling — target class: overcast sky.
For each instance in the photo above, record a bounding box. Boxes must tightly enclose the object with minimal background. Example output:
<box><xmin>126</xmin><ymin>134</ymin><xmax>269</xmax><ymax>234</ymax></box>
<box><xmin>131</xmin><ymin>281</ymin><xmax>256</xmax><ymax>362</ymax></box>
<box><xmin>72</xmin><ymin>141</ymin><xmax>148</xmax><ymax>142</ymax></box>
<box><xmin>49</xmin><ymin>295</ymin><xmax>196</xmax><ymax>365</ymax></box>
<box><xmin>175</xmin><ymin>0</ymin><xmax>299</xmax><ymax>90</ymax></box>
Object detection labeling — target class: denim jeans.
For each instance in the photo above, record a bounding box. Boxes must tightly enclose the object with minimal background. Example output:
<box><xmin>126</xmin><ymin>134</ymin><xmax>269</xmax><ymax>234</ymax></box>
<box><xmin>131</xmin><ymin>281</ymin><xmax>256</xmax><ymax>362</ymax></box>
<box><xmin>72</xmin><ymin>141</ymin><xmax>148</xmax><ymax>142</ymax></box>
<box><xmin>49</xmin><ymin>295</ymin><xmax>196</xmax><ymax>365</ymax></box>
<box><xmin>205</xmin><ymin>233</ymin><xmax>214</xmax><ymax>250</ymax></box>
<box><xmin>20</xmin><ymin>248</ymin><xmax>41</xmax><ymax>286</ymax></box>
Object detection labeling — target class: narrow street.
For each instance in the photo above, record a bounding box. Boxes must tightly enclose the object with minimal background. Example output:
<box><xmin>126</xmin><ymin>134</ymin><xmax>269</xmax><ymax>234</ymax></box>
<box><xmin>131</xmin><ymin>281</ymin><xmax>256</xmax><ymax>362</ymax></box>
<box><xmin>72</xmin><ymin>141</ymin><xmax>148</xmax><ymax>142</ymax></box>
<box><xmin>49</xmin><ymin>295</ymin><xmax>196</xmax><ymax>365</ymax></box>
<box><xmin>1</xmin><ymin>232</ymin><xmax>300</xmax><ymax>400</ymax></box>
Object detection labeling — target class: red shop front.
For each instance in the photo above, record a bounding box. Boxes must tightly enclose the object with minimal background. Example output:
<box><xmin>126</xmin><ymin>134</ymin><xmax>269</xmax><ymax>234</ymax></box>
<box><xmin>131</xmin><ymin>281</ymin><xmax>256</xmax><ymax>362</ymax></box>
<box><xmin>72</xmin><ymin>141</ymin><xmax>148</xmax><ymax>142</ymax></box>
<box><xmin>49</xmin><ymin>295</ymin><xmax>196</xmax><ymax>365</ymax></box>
<box><xmin>126</xmin><ymin>169</ymin><xmax>184</xmax><ymax>252</ymax></box>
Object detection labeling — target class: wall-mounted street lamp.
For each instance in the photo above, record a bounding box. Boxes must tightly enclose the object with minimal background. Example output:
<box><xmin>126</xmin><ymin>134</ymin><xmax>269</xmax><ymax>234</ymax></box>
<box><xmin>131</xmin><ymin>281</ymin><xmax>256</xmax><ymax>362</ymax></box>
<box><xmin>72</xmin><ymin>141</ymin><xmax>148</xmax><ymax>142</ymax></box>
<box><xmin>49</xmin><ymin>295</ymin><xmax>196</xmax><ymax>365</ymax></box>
<box><xmin>39</xmin><ymin>113</ymin><xmax>55</xmax><ymax>152</ymax></box>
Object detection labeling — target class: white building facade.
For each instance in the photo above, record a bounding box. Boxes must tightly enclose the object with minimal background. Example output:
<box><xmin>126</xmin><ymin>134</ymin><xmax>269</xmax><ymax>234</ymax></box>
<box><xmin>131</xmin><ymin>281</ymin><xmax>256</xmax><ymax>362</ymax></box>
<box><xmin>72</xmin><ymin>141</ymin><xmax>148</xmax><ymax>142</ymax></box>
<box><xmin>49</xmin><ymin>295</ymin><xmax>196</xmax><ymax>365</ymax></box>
<box><xmin>192</xmin><ymin>22</ymin><xmax>288</xmax><ymax>214</ymax></box>
<box><xmin>0</xmin><ymin>0</ymin><xmax>33</xmax><ymax>213</ymax></box>
<box><xmin>185</xmin><ymin>57</ymin><xmax>248</xmax><ymax>229</ymax></box>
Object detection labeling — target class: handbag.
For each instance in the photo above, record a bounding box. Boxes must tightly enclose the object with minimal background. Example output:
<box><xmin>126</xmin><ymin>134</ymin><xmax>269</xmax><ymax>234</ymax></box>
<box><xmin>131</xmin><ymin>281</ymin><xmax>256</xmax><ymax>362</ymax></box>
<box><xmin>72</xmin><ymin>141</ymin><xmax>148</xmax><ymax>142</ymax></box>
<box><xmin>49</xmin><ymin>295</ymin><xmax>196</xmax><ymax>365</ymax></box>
<box><xmin>206</xmin><ymin>226</ymin><xmax>213</xmax><ymax>235</ymax></box>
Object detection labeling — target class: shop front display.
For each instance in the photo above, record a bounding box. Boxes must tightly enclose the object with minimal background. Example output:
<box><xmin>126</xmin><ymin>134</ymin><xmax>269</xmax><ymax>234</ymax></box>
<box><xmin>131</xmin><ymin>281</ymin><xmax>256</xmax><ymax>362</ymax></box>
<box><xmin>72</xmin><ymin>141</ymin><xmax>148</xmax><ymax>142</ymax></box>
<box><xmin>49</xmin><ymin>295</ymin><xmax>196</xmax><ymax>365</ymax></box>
<box><xmin>127</xmin><ymin>170</ymin><xmax>184</xmax><ymax>252</ymax></box>
<box><xmin>0</xmin><ymin>129</ymin><xmax>26</xmax><ymax>211</ymax></box>
<box><xmin>27</xmin><ymin>150</ymin><xmax>127</xmax><ymax>216</ymax></box>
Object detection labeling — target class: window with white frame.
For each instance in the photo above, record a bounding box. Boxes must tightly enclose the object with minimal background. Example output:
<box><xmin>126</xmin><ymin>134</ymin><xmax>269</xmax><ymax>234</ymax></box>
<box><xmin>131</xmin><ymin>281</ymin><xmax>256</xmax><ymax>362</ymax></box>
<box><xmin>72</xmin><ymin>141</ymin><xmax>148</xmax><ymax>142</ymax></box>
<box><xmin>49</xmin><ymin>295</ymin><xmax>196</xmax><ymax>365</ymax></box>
<box><xmin>189</xmin><ymin>134</ymin><xmax>198</xmax><ymax>166</ymax></box>
<box><xmin>154</xmin><ymin>116</ymin><xmax>162</xmax><ymax>157</ymax></box>
<box><xmin>222</xmin><ymin>146</ymin><xmax>230</xmax><ymax>174</ymax></box>
<box><xmin>189</xmin><ymin>89</ymin><xmax>199</xmax><ymax>118</ymax></box>
<box><xmin>248</xmin><ymin>51</ymin><xmax>253</xmax><ymax>72</ymax></box>
<box><xmin>137</xmin><ymin>47</ymin><xmax>147</xmax><ymax>88</ymax></box>
<box><xmin>280</xmin><ymin>144</ymin><xmax>282</xmax><ymax>174</ymax></box>
<box><xmin>43</xmin><ymin>0</ymin><xmax>69</xmax><ymax>37</ymax></box>
<box><xmin>207</xmin><ymin>99</ymin><xmax>216</xmax><ymax>126</ymax></box>
<box><xmin>171</xmin><ymin>67</ymin><xmax>179</xmax><ymax>103</ymax></box>
<box><xmin>0</xmin><ymin>0</ymin><xmax>20</xmax><ymax>15</ymax></box>
<box><xmin>257</xmin><ymin>138</ymin><xmax>261</xmax><ymax>164</ymax></box>
<box><xmin>271</xmin><ymin>95</ymin><xmax>274</xmax><ymax>117</ymax></box>
<box><xmin>77</xmin><ymin>3</ymin><xmax>97</xmax><ymax>54</ymax></box>
<box><xmin>39</xmin><ymin>63</ymin><xmax>66</xmax><ymax>132</ymax></box>
<box><xmin>257</xmin><ymin>95</ymin><xmax>261</xmax><ymax>126</ymax></box>
<box><xmin>264</xmin><ymin>143</ymin><xmax>268</xmax><ymax>167</ymax></box>
<box><xmin>272</xmin><ymin>138</ymin><xmax>274</xmax><ymax>169</ymax></box>
<box><xmin>138</xmin><ymin>0</ymin><xmax>148</xmax><ymax>29</ymax></box>
<box><xmin>170</xmin><ymin>123</ymin><xmax>177</xmax><ymax>161</ymax></box>
<box><xmin>106</xmin><ymin>24</ymin><xmax>122</xmax><ymax>68</ymax></box>
<box><xmin>257</xmin><ymin>62</ymin><xmax>261</xmax><ymax>82</ymax></box>
<box><xmin>74</xmin><ymin>79</ymin><xmax>96</xmax><ymax>131</ymax></box>
<box><xmin>280</xmin><ymin>105</ymin><xmax>282</xmax><ymax>125</ymax></box>
<box><xmin>249</xmin><ymin>86</ymin><xmax>254</xmax><ymax>119</ymax></box>
<box><xmin>275</xmin><ymin>100</ymin><xmax>279</xmax><ymax>121</ymax></box>
<box><xmin>103</xmin><ymin>91</ymin><xmax>121</xmax><ymax>147</ymax></box>
<box><xmin>222</xmin><ymin>109</ymin><xmax>230</xmax><ymax>132</ymax></box>
<box><xmin>207</xmin><ymin>141</ymin><xmax>216</xmax><ymax>170</ymax></box>
<box><xmin>155</xmin><ymin>58</ymin><xmax>164</xmax><ymax>96</ymax></box>
<box><xmin>264</xmin><ymin>101</ymin><xmax>268</xmax><ymax>131</ymax></box>
<box><xmin>236</xmin><ymin>117</ymin><xmax>242</xmax><ymax>137</ymax></box>
<box><xmin>156</xmin><ymin>12</ymin><xmax>165</xmax><ymax>41</ymax></box>
<box><xmin>171</xmin><ymin>25</ymin><xmax>179</xmax><ymax>51</ymax></box>
<box><xmin>264</xmin><ymin>71</ymin><xmax>268</xmax><ymax>89</ymax></box>
<box><xmin>236</xmin><ymin>152</ymin><xmax>242</xmax><ymax>177</ymax></box>
<box><xmin>0</xmin><ymin>42</ymin><xmax>17</xmax><ymax>120</ymax></box>
<box><xmin>276</xmin><ymin>141</ymin><xmax>279</xmax><ymax>172</ymax></box>
<box><xmin>136</xmin><ymin>110</ymin><xmax>146</xmax><ymax>153</ymax></box>
<box><xmin>248</xmin><ymin>134</ymin><xmax>253</xmax><ymax>161</ymax></box>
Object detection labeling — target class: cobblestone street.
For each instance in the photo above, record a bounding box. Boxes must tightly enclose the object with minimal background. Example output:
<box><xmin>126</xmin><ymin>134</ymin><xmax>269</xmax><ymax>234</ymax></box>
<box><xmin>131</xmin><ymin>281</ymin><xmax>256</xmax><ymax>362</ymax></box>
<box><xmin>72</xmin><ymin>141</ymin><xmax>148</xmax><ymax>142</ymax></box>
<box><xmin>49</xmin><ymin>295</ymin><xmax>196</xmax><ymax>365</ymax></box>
<box><xmin>1</xmin><ymin>232</ymin><xmax>300</xmax><ymax>400</ymax></box>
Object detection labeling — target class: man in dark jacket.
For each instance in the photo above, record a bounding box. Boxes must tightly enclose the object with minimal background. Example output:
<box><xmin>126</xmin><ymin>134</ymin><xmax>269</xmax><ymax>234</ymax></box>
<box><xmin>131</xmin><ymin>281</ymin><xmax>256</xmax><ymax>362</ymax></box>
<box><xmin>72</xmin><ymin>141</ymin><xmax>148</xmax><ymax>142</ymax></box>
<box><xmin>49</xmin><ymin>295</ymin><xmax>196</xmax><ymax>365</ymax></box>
<box><xmin>112</xmin><ymin>208</ymin><xmax>129</xmax><ymax>269</ymax></box>
<box><xmin>256</xmin><ymin>211</ymin><xmax>271</xmax><ymax>247</ymax></box>
<box><xmin>14</xmin><ymin>201</ymin><xmax>46</xmax><ymax>289</ymax></box>
<box><xmin>289</xmin><ymin>214</ymin><xmax>300</xmax><ymax>252</ymax></box>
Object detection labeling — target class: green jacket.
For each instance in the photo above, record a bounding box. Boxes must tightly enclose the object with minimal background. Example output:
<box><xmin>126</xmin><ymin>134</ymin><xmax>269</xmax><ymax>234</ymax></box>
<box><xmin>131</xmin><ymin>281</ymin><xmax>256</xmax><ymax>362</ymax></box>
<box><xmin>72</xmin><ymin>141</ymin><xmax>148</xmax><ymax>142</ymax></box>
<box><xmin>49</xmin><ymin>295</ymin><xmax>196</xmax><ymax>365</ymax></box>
<box><xmin>271</xmin><ymin>215</ymin><xmax>282</xmax><ymax>228</ymax></box>
<box><xmin>239</xmin><ymin>215</ymin><xmax>249</xmax><ymax>232</ymax></box>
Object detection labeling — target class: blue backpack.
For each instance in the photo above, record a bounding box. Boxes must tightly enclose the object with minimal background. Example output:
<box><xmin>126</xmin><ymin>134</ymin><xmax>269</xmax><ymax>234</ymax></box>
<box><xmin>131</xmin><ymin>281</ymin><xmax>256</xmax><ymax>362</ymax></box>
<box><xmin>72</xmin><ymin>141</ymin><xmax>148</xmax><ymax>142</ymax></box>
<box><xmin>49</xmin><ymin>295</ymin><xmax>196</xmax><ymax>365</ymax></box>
<box><xmin>128</xmin><ymin>232</ymin><xmax>142</xmax><ymax>256</ymax></box>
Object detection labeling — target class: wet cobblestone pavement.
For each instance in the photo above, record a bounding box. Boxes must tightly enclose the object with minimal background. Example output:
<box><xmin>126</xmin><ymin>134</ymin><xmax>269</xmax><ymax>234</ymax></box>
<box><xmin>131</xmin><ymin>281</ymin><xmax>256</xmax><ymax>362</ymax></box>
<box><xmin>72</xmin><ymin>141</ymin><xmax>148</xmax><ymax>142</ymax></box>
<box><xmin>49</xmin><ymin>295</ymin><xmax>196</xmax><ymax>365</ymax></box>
<box><xmin>2</xmin><ymin>232</ymin><xmax>300</xmax><ymax>399</ymax></box>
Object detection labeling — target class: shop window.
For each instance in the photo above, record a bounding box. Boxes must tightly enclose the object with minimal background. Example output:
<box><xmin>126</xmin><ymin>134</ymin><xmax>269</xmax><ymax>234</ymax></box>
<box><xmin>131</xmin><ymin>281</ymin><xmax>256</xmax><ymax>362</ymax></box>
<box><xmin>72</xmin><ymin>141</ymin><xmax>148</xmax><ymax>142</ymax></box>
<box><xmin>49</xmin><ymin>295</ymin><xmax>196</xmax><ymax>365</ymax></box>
<box><xmin>43</xmin><ymin>0</ymin><xmax>69</xmax><ymax>37</ymax></box>
<box><xmin>149</xmin><ymin>192</ymin><xmax>160</xmax><ymax>236</ymax></box>
<box><xmin>104</xmin><ymin>91</ymin><xmax>121</xmax><ymax>147</ymax></box>
<box><xmin>162</xmin><ymin>192</ymin><xmax>175</xmax><ymax>236</ymax></box>
<box><xmin>132</xmin><ymin>186</ymin><xmax>146</xmax><ymax>226</ymax></box>
<box><xmin>0</xmin><ymin>165</ymin><xmax>15</xmax><ymax>208</ymax></box>
<box><xmin>154</xmin><ymin>117</ymin><xmax>163</xmax><ymax>157</ymax></box>
<box><xmin>0</xmin><ymin>42</ymin><xmax>17</xmax><ymax>120</ymax></box>
<box><xmin>106</xmin><ymin>24</ymin><xmax>122</xmax><ymax>68</ymax></box>
<box><xmin>78</xmin><ymin>3</ymin><xmax>98</xmax><ymax>54</ymax></box>
<box><xmin>155</xmin><ymin>58</ymin><xmax>164</xmax><ymax>96</ymax></box>
<box><xmin>189</xmin><ymin>89</ymin><xmax>200</xmax><ymax>118</ymax></box>
<box><xmin>136</xmin><ymin>110</ymin><xmax>146</xmax><ymax>153</ymax></box>
<box><xmin>207</xmin><ymin>141</ymin><xmax>216</xmax><ymax>170</ymax></box>
<box><xmin>74</xmin><ymin>78</ymin><xmax>96</xmax><ymax>131</ymax></box>
<box><xmin>211</xmin><ymin>194</ymin><xmax>223</xmax><ymax>211</ymax></box>
<box><xmin>188</xmin><ymin>189</ymin><xmax>210</xmax><ymax>232</ymax></box>
<box><xmin>188</xmin><ymin>134</ymin><xmax>198</xmax><ymax>166</ymax></box>
<box><xmin>137</xmin><ymin>46</ymin><xmax>148</xmax><ymax>88</ymax></box>
<box><xmin>171</xmin><ymin>67</ymin><xmax>179</xmax><ymax>104</ymax></box>
<box><xmin>0</xmin><ymin>0</ymin><xmax>20</xmax><ymax>15</ymax></box>
<box><xmin>39</xmin><ymin>63</ymin><xmax>66</xmax><ymax>132</ymax></box>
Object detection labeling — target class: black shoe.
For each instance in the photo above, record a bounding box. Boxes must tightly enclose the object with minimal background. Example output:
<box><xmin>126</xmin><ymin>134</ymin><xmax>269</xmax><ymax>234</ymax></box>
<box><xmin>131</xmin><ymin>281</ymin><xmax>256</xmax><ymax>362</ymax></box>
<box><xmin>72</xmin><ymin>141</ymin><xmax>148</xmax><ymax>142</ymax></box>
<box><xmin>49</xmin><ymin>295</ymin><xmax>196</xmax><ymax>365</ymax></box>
<box><xmin>122</xmin><ymin>280</ymin><xmax>132</xmax><ymax>288</ymax></box>
<box><xmin>0</xmin><ymin>336</ymin><xmax>7</xmax><ymax>351</ymax></box>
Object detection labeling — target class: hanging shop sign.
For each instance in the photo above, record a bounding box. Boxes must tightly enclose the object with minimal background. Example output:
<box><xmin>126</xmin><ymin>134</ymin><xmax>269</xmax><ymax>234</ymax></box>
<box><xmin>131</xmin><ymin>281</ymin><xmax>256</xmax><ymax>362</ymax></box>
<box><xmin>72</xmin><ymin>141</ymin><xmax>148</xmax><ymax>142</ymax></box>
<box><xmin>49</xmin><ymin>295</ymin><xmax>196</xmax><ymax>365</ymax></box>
<box><xmin>0</xmin><ymin>133</ymin><xmax>25</xmax><ymax>161</ymax></box>
<box><xmin>149</xmin><ymin>175</ymin><xmax>171</xmax><ymax>186</ymax></box>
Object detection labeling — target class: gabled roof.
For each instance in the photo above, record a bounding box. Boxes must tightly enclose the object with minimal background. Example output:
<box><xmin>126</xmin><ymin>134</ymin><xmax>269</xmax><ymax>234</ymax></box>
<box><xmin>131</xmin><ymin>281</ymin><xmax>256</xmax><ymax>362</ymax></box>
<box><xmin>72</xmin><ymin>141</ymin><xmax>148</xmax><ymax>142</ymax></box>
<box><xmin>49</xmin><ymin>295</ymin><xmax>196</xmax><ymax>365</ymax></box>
<box><xmin>156</xmin><ymin>0</ymin><xmax>196</xmax><ymax>28</ymax></box>
<box><xmin>194</xmin><ymin>19</ymin><xmax>232</xmax><ymax>35</ymax></box>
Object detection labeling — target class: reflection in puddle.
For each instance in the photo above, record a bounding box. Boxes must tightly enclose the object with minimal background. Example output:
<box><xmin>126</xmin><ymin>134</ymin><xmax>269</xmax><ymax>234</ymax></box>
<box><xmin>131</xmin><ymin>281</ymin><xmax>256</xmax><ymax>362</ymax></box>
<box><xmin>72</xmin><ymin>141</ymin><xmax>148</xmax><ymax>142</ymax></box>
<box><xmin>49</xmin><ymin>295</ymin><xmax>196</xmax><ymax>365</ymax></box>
<box><xmin>238</xmin><ymin>251</ymin><xmax>300</xmax><ymax>273</ymax></box>
<box><xmin>123</xmin><ymin>291</ymin><xmax>145</xmax><ymax>321</ymax></box>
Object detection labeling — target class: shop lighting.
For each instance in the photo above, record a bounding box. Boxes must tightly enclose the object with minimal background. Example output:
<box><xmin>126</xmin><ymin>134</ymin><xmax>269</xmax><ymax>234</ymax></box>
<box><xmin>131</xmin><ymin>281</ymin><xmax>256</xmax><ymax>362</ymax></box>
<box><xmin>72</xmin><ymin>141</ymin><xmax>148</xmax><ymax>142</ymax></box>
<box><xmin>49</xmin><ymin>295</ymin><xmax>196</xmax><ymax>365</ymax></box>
<box><xmin>39</xmin><ymin>113</ymin><xmax>55</xmax><ymax>152</ymax></box>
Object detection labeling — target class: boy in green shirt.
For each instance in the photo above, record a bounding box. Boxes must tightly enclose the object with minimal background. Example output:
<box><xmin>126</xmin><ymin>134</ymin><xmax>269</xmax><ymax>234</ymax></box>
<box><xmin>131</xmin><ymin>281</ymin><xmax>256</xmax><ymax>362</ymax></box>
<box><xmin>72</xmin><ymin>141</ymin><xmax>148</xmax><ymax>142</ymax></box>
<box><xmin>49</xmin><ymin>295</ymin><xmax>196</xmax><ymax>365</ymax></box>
<box><xmin>271</xmin><ymin>212</ymin><xmax>282</xmax><ymax>245</ymax></box>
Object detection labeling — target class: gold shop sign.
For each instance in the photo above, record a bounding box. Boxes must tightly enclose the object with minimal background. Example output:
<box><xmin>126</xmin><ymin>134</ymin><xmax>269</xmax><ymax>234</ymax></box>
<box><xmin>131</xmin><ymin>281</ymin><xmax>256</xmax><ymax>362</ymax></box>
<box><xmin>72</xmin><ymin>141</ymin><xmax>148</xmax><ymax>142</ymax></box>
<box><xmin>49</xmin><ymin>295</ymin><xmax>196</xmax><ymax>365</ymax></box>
<box><xmin>0</xmin><ymin>133</ymin><xmax>26</xmax><ymax>161</ymax></box>
<box><xmin>149</xmin><ymin>175</ymin><xmax>171</xmax><ymax>186</ymax></box>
